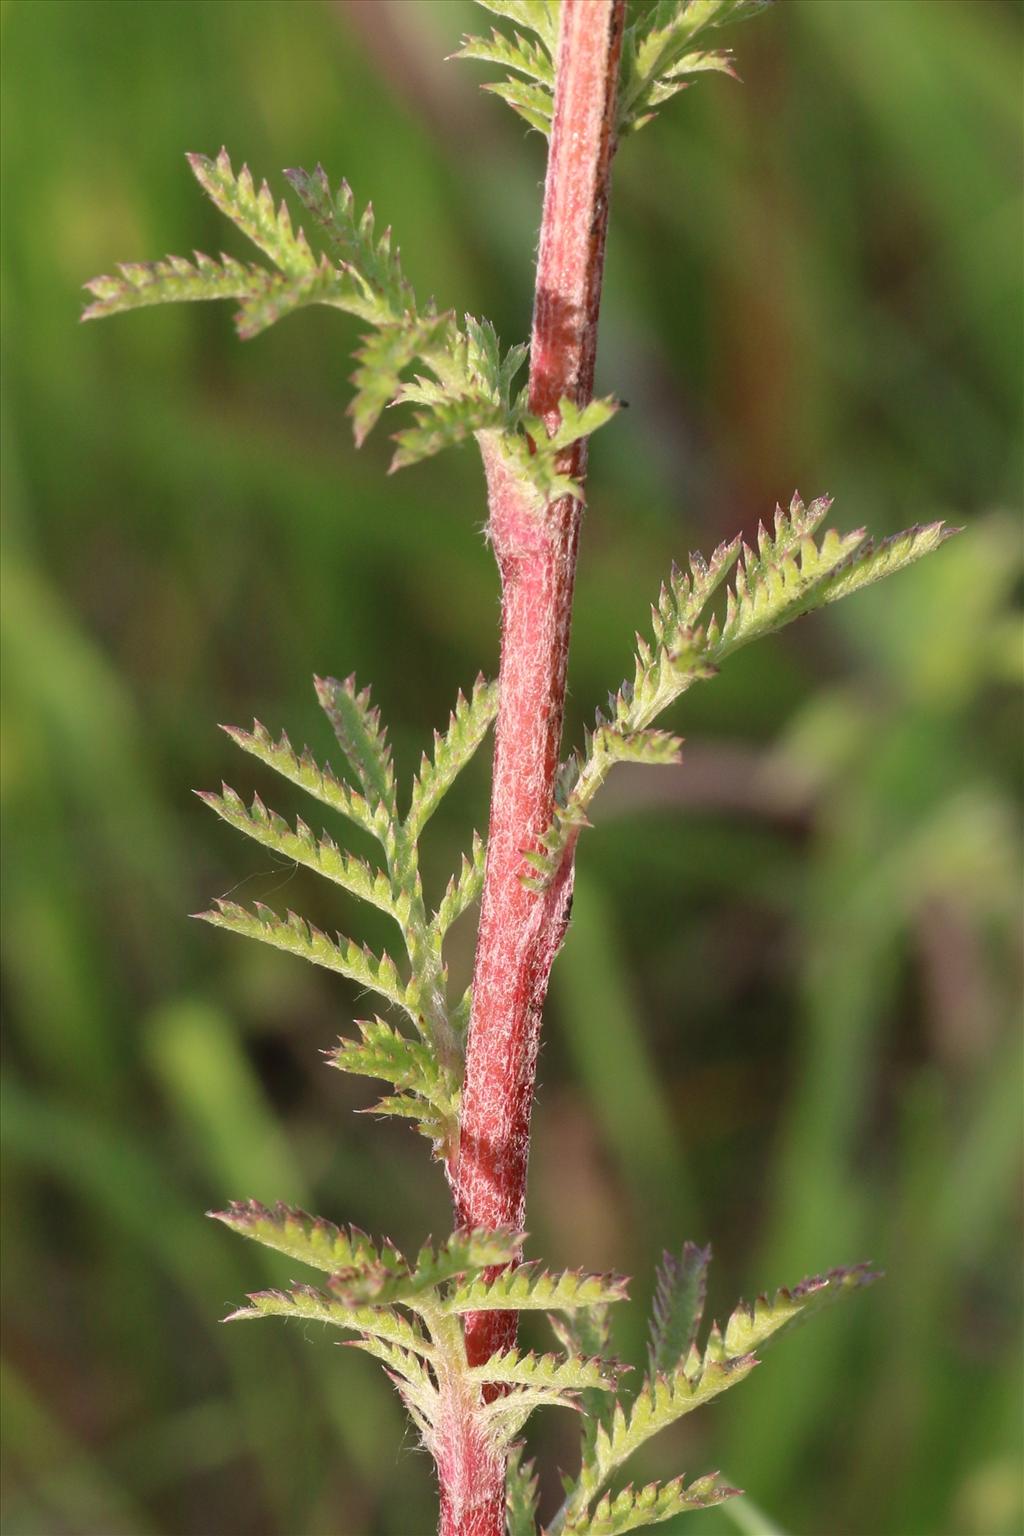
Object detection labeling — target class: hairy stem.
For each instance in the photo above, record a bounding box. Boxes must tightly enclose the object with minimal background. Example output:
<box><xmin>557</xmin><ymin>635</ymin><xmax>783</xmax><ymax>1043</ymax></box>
<box><xmin>445</xmin><ymin>5</ymin><xmax>625</xmax><ymax>1527</ymax></box>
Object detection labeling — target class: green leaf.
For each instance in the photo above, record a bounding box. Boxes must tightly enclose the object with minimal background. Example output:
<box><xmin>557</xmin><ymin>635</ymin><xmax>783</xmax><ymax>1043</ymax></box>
<box><xmin>453</xmin><ymin>23</ymin><xmax>555</xmax><ymax>86</ymax></box>
<box><xmin>219</xmin><ymin>719</ymin><xmax>390</xmax><ymax>846</ymax></box>
<box><xmin>527</xmin><ymin>495</ymin><xmax>954</xmax><ymax>892</ymax></box>
<box><xmin>344</xmin><ymin>1334</ymin><xmax>440</xmax><ymax>1402</ymax></box>
<box><xmin>389</xmin><ymin>391</ymin><xmax>507</xmax><ymax>472</ymax></box>
<box><xmin>467</xmin><ymin>1347</ymin><xmax>622</xmax><ymax>1395</ymax></box>
<box><xmin>315</xmin><ymin>674</ymin><xmax>398</xmax><ymax>820</ymax></box>
<box><xmin>526</xmin><ymin>396</ymin><xmax>620</xmax><ymax>455</ymax></box>
<box><xmin>619</xmin><ymin>0</ymin><xmax>769</xmax><ymax>136</ymax></box>
<box><xmin>209</xmin><ymin>1199</ymin><xmax>403</xmax><ymax>1277</ymax></box>
<box><xmin>708</xmin><ymin>499</ymin><xmax>867</xmax><ymax>660</ymax></box>
<box><xmin>576</xmin><ymin>1354</ymin><xmax>759</xmax><ymax>1508</ymax></box>
<box><xmin>80</xmin><ymin>249</ymin><xmax>362</xmax><ymax>339</ymax></box>
<box><xmin>559</xmin><ymin>1253</ymin><xmax>880</xmax><ymax>1530</ymax></box>
<box><xmin>188</xmin><ymin>148</ymin><xmax>316</xmax><ymax>275</ymax></box>
<box><xmin>193</xmin><ymin>899</ymin><xmax>418</xmax><ymax>1021</ymax></box>
<box><xmin>483</xmin><ymin>77</ymin><xmax>555</xmax><ymax>136</ymax></box>
<box><xmin>456</xmin><ymin>2</ymin><xmax>560</xmax><ymax>136</ymax></box>
<box><xmin>648</xmin><ymin>1242</ymin><xmax>710</xmax><ymax>1379</ymax></box>
<box><xmin>441</xmin><ymin>1262</ymin><xmax>630</xmax><ymax>1314</ymax></box>
<box><xmin>330</xmin><ymin>1019</ymin><xmax>461</xmax><ymax>1160</ymax></box>
<box><xmin>407</xmin><ymin>676</ymin><xmax>499</xmax><ymax>839</ymax></box>
<box><xmin>81</xmin><ymin>251</ymin><xmax>264</xmax><ymax>322</ymax></box>
<box><xmin>328</xmin><ymin>1017</ymin><xmax>453</xmax><ymax>1102</ymax></box>
<box><xmin>350</xmin><ymin>315</ymin><xmax>451</xmax><ymax>446</ymax></box>
<box><xmin>475</xmin><ymin>0</ymin><xmax>560</xmax><ymax>51</ymax></box>
<box><xmin>713</xmin><ymin>1263</ymin><xmax>879</xmax><ymax>1361</ymax></box>
<box><xmin>431</xmin><ymin>832</ymin><xmax>487</xmax><ymax>944</ymax></box>
<box><xmin>521</xmin><ymin>723</ymin><xmax>684</xmax><ymax>891</ymax></box>
<box><xmin>549</xmin><ymin>1304</ymin><xmax>619</xmax><ymax>1454</ymax></box>
<box><xmin>196</xmin><ymin>786</ymin><xmax>403</xmax><ymax>923</ymax></box>
<box><xmin>361</xmin><ymin>1093</ymin><xmax>461</xmax><ymax>1162</ymax></box>
<box><xmin>506</xmin><ymin>1446</ymin><xmax>541</xmax><ymax>1536</ymax></box>
<box><xmin>327</xmin><ymin>1227</ymin><xmax>523</xmax><ymax>1308</ymax></box>
<box><xmin>283</xmin><ymin>164</ymin><xmax>415</xmax><ymax>322</ymax></box>
<box><xmin>224</xmin><ymin>1282</ymin><xmax>434</xmax><ymax>1356</ymax></box>
<box><xmin>810</xmin><ymin>521</ymin><xmax>957</xmax><ymax>609</ymax></box>
<box><xmin>344</xmin><ymin>1335</ymin><xmax>444</xmax><ymax>1447</ymax></box>
<box><xmin>565</xmin><ymin>1473</ymin><xmax>739</xmax><ymax>1534</ymax></box>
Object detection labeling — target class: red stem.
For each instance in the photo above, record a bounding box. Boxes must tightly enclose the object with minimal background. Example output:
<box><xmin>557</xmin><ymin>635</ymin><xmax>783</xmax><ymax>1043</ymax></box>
<box><xmin>441</xmin><ymin>5</ymin><xmax>625</xmax><ymax>1531</ymax></box>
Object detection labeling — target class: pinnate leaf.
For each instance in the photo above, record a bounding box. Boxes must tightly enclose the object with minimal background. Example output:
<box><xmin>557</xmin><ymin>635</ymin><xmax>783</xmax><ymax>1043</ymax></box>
<box><xmin>188</xmin><ymin>148</ymin><xmax>315</xmax><ymax>274</ymax></box>
<box><xmin>619</xmin><ymin>0</ymin><xmax>768</xmax><ymax>136</ymax></box>
<box><xmin>407</xmin><ymin>676</ymin><xmax>498</xmax><ymax>839</ymax></box>
<box><xmin>527</xmin><ymin>495</ymin><xmax>955</xmax><ymax>890</ymax></box>
<box><xmin>193</xmin><ymin>899</ymin><xmax>417</xmax><ymax>1020</ymax></box>
<box><xmin>715</xmin><ymin>1263</ymin><xmax>879</xmax><ymax>1360</ymax></box>
<box><xmin>648</xmin><ymin>1242</ymin><xmax>710</xmax><ymax>1379</ymax></box>
<box><xmin>209</xmin><ymin>1199</ymin><xmax>402</xmax><ymax>1277</ymax></box>
<box><xmin>431</xmin><ymin>831</ymin><xmax>487</xmax><ymax>943</ymax></box>
<box><xmin>564</xmin><ymin>1472</ymin><xmax>738</xmax><ymax>1534</ymax></box>
<box><xmin>219</xmin><ymin>719</ymin><xmax>389</xmax><ymax>845</ymax></box>
<box><xmin>283</xmin><ymin>164</ymin><xmax>415</xmax><ymax>322</ymax></box>
<box><xmin>442</xmin><ymin>1262</ymin><xmax>630</xmax><ymax>1314</ymax></box>
<box><xmin>506</xmin><ymin>1447</ymin><xmax>541</xmax><ymax>1536</ymax></box>
<box><xmin>315</xmin><ymin>674</ymin><xmax>397</xmax><ymax>819</ymax></box>
<box><xmin>455</xmin><ymin>1</ymin><xmax>559</xmax><ymax>135</ymax></box>
<box><xmin>467</xmin><ymin>1347</ymin><xmax>622</xmax><ymax>1395</ymax></box>
<box><xmin>82</xmin><ymin>252</ymin><xmax>262</xmax><ymax>323</ymax></box>
<box><xmin>577</xmin><ymin>1353</ymin><xmax>759</xmax><ymax>1507</ymax></box>
<box><xmin>327</xmin><ymin>1227</ymin><xmax>523</xmax><ymax>1308</ymax></box>
<box><xmin>328</xmin><ymin>1017</ymin><xmax>454</xmax><ymax>1103</ymax></box>
<box><xmin>196</xmin><ymin>786</ymin><xmax>401</xmax><ymax>921</ymax></box>
<box><xmin>225</xmin><ymin>1283</ymin><xmax>433</xmax><ymax>1354</ymax></box>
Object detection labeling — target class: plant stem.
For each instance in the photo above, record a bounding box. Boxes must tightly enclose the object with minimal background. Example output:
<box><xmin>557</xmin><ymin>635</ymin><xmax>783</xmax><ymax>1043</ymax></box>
<box><xmin>443</xmin><ymin>4</ymin><xmax>625</xmax><ymax>1529</ymax></box>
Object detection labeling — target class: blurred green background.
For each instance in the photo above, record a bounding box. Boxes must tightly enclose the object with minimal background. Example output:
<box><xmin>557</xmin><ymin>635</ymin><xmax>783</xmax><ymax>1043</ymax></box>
<box><xmin>2</xmin><ymin>2</ymin><xmax>1021</xmax><ymax>1533</ymax></box>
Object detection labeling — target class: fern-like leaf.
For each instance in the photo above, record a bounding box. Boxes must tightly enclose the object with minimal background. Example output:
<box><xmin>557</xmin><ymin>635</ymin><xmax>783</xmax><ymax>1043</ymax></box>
<box><xmin>564</xmin><ymin>1472</ymin><xmax>738</xmax><ymax>1534</ymax></box>
<box><xmin>557</xmin><ymin>1253</ymin><xmax>880</xmax><ymax>1531</ymax></box>
<box><xmin>442</xmin><ymin>1262</ymin><xmax>630</xmax><ymax>1314</ymax></box>
<box><xmin>575</xmin><ymin>1353</ymin><xmax>759</xmax><ymax>1509</ymax></box>
<box><xmin>283</xmin><ymin>163</ymin><xmax>416</xmax><ymax>323</ymax></box>
<box><xmin>196</xmin><ymin>786</ymin><xmax>404</xmax><ymax>923</ymax></box>
<box><xmin>468</xmin><ymin>1347</ymin><xmax>622</xmax><ymax>1395</ymax></box>
<box><xmin>344</xmin><ymin>1334</ymin><xmax>441</xmax><ymax>1402</ymax></box>
<box><xmin>454</xmin><ymin>1</ymin><xmax>559</xmax><ymax>135</ymax></box>
<box><xmin>328</xmin><ymin>1017</ymin><xmax>451</xmax><ymax>1101</ymax></box>
<box><xmin>350</xmin><ymin>314</ymin><xmax>452</xmax><ymax>446</ymax></box>
<box><xmin>506</xmin><ymin>1446</ymin><xmax>541</xmax><ymax>1536</ymax></box>
<box><xmin>550</xmin><ymin>1304</ymin><xmax>618</xmax><ymax>1457</ymax></box>
<box><xmin>219</xmin><ymin>719</ymin><xmax>390</xmax><ymax>846</ymax></box>
<box><xmin>331</xmin><ymin>1018</ymin><xmax>461</xmax><ymax>1157</ymax></box>
<box><xmin>527</xmin><ymin>495</ymin><xmax>955</xmax><ymax>888</ymax></box>
<box><xmin>82</xmin><ymin>251</ymin><xmax>263</xmax><ymax>322</ymax></box>
<box><xmin>390</xmin><ymin>390</ymin><xmax>508</xmax><ymax>472</ymax></box>
<box><xmin>808</xmin><ymin>521</ymin><xmax>956</xmax><ymax>609</ymax></box>
<box><xmin>619</xmin><ymin>0</ymin><xmax>769</xmax><ymax>136</ymax></box>
<box><xmin>188</xmin><ymin>149</ymin><xmax>314</xmax><ymax>273</ymax></box>
<box><xmin>315</xmin><ymin>673</ymin><xmax>397</xmax><ymax>820</ymax></box>
<box><xmin>648</xmin><ymin>1242</ymin><xmax>710</xmax><ymax>1379</ymax></box>
<box><xmin>209</xmin><ymin>1199</ymin><xmax>403</xmax><ymax>1277</ymax></box>
<box><xmin>193</xmin><ymin>899</ymin><xmax>419</xmax><ymax>1021</ymax></box>
<box><xmin>431</xmin><ymin>832</ymin><xmax>487</xmax><ymax>945</ymax></box>
<box><xmin>327</xmin><ymin>1228</ymin><xmax>523</xmax><ymax>1308</ymax></box>
<box><xmin>475</xmin><ymin>0</ymin><xmax>560</xmax><ymax>45</ymax></box>
<box><xmin>407</xmin><ymin>676</ymin><xmax>499</xmax><ymax>839</ymax></box>
<box><xmin>712</xmin><ymin>1262</ymin><xmax>878</xmax><ymax>1361</ymax></box>
<box><xmin>226</xmin><ymin>1282</ymin><xmax>434</xmax><ymax>1356</ymax></box>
